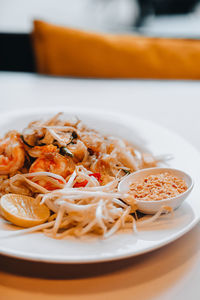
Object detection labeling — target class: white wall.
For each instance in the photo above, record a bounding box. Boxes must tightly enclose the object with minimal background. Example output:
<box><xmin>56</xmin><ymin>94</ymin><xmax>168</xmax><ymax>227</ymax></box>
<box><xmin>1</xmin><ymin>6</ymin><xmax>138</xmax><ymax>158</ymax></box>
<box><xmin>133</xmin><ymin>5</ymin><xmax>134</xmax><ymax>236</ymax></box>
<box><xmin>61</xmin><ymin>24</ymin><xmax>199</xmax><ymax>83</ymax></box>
<box><xmin>0</xmin><ymin>0</ymin><xmax>139</xmax><ymax>33</ymax></box>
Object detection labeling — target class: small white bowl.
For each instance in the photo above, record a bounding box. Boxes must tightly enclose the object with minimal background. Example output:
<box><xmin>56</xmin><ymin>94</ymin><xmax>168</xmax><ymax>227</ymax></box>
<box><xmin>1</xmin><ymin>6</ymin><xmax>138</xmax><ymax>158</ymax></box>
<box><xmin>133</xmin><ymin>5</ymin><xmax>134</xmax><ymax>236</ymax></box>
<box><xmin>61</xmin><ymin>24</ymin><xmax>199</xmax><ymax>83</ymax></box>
<box><xmin>118</xmin><ymin>167</ymin><xmax>194</xmax><ymax>214</ymax></box>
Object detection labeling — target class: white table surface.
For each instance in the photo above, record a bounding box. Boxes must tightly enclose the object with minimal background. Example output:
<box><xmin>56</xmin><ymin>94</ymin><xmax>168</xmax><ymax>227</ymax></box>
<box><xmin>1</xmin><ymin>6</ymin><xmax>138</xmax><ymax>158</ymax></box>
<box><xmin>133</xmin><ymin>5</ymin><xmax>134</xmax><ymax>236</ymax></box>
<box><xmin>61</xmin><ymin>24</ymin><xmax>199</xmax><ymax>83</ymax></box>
<box><xmin>0</xmin><ymin>72</ymin><xmax>200</xmax><ymax>300</ymax></box>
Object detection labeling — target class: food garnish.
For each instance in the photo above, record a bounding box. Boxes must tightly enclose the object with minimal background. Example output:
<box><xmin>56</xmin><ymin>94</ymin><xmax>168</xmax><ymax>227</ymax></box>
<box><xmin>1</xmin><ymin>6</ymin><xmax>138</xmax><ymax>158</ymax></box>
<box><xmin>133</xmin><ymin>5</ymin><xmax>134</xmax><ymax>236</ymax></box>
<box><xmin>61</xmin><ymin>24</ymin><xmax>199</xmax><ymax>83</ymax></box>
<box><xmin>0</xmin><ymin>194</ymin><xmax>50</xmax><ymax>228</ymax></box>
<box><xmin>59</xmin><ymin>146</ymin><xmax>74</xmax><ymax>157</ymax></box>
<box><xmin>130</xmin><ymin>173</ymin><xmax>187</xmax><ymax>201</ymax></box>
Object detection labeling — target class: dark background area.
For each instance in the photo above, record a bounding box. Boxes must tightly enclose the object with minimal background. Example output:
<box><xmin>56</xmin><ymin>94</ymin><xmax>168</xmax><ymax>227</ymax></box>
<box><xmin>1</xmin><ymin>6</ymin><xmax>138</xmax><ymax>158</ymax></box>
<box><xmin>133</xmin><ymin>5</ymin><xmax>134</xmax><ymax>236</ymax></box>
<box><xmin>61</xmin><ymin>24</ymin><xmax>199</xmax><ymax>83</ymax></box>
<box><xmin>136</xmin><ymin>0</ymin><xmax>199</xmax><ymax>26</ymax></box>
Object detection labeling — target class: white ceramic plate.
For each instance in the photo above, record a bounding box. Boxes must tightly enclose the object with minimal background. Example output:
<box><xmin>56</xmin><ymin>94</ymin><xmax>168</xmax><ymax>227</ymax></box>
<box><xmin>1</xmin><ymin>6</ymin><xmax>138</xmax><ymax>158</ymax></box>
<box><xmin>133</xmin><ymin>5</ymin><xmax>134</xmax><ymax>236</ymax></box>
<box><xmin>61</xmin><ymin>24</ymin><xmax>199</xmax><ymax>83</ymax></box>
<box><xmin>0</xmin><ymin>107</ymin><xmax>200</xmax><ymax>264</ymax></box>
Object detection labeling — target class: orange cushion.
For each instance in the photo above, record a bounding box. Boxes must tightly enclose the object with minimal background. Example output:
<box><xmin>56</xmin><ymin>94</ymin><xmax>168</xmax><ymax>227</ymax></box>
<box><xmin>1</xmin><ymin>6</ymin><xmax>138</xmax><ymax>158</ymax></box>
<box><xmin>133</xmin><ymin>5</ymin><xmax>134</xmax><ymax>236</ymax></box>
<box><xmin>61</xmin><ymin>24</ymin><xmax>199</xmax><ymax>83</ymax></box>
<box><xmin>32</xmin><ymin>20</ymin><xmax>200</xmax><ymax>79</ymax></box>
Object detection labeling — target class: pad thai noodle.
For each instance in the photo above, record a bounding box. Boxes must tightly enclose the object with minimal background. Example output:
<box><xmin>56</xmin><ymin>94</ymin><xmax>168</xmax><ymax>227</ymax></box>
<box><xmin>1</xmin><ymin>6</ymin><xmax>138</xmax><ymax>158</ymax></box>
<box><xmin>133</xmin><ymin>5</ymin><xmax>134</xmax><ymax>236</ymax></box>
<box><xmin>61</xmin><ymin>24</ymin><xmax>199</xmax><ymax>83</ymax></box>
<box><xmin>0</xmin><ymin>113</ymin><xmax>170</xmax><ymax>238</ymax></box>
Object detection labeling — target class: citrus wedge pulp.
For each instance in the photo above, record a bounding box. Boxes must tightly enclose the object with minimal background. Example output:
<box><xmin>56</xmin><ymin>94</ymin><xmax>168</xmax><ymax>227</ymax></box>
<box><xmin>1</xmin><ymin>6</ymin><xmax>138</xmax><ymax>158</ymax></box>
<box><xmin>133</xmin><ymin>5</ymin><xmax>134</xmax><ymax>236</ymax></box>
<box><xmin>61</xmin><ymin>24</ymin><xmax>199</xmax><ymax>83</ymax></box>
<box><xmin>0</xmin><ymin>194</ymin><xmax>50</xmax><ymax>228</ymax></box>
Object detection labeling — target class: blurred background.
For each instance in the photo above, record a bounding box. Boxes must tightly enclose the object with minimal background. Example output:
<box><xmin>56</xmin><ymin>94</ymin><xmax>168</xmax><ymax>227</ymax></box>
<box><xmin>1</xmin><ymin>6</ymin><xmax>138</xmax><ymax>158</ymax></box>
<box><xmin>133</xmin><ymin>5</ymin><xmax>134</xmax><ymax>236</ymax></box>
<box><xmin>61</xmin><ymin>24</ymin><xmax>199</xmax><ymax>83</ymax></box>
<box><xmin>1</xmin><ymin>0</ymin><xmax>200</xmax><ymax>72</ymax></box>
<box><xmin>1</xmin><ymin>0</ymin><xmax>200</xmax><ymax>36</ymax></box>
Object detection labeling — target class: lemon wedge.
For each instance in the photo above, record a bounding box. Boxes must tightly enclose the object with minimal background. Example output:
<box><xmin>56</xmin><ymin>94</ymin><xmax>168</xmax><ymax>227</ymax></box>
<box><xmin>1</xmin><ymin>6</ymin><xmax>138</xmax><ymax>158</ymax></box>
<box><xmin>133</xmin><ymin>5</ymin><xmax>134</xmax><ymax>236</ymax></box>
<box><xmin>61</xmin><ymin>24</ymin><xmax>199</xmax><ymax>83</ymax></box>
<box><xmin>0</xmin><ymin>194</ymin><xmax>50</xmax><ymax>228</ymax></box>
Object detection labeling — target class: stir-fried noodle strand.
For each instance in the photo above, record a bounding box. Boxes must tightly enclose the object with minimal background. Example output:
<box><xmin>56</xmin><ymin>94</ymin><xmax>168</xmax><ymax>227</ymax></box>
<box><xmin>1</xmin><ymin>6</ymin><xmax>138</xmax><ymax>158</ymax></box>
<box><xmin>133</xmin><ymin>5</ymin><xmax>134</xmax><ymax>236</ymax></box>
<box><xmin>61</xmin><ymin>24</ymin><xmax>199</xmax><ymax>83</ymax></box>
<box><xmin>0</xmin><ymin>113</ymin><xmax>171</xmax><ymax>238</ymax></box>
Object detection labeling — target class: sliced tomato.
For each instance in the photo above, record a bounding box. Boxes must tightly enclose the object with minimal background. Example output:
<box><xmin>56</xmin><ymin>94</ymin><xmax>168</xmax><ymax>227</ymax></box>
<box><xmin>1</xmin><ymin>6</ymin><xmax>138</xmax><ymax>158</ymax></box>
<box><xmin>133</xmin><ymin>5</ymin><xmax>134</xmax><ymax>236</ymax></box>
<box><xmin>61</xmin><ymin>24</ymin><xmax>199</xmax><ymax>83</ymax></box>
<box><xmin>73</xmin><ymin>180</ymin><xmax>88</xmax><ymax>188</ymax></box>
<box><xmin>89</xmin><ymin>173</ymin><xmax>101</xmax><ymax>182</ymax></box>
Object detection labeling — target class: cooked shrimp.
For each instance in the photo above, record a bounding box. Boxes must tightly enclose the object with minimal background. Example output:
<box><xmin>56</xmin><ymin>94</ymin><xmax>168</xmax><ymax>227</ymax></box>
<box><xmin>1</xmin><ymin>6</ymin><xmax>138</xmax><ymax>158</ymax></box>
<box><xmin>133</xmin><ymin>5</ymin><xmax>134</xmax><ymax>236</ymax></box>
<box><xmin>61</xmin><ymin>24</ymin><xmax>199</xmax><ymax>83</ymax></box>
<box><xmin>29</xmin><ymin>152</ymin><xmax>75</xmax><ymax>180</ymax></box>
<box><xmin>27</xmin><ymin>144</ymin><xmax>58</xmax><ymax>158</ymax></box>
<box><xmin>29</xmin><ymin>151</ymin><xmax>75</xmax><ymax>190</ymax></box>
<box><xmin>0</xmin><ymin>131</ymin><xmax>25</xmax><ymax>175</ymax></box>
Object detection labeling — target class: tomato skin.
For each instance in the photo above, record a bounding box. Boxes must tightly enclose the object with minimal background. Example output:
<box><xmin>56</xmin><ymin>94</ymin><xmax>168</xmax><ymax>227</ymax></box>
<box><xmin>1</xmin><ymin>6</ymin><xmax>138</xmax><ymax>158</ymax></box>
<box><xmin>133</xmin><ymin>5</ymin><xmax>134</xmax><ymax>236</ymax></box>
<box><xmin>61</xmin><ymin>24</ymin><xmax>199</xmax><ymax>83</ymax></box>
<box><xmin>73</xmin><ymin>173</ymin><xmax>101</xmax><ymax>188</ymax></box>
<box><xmin>73</xmin><ymin>180</ymin><xmax>88</xmax><ymax>188</ymax></box>
<box><xmin>89</xmin><ymin>173</ymin><xmax>101</xmax><ymax>182</ymax></box>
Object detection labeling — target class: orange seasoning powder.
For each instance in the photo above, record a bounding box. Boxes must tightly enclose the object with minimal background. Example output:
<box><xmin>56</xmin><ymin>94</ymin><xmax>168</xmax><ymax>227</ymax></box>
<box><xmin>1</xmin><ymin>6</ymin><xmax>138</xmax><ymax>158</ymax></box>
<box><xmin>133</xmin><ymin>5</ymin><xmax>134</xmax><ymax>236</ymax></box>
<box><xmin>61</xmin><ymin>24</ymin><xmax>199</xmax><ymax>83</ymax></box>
<box><xmin>130</xmin><ymin>172</ymin><xmax>188</xmax><ymax>201</ymax></box>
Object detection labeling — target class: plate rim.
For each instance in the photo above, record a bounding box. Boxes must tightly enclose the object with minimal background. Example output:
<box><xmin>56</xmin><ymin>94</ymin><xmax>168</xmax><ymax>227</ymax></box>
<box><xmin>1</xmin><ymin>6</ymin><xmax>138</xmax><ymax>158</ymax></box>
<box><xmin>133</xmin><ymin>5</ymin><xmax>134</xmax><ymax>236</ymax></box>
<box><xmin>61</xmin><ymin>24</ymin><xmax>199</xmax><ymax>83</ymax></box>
<box><xmin>0</xmin><ymin>215</ymin><xmax>199</xmax><ymax>264</ymax></box>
